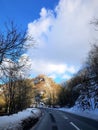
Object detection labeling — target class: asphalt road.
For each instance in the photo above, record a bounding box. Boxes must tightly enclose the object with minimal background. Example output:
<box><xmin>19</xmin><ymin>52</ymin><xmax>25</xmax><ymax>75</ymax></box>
<box><xmin>31</xmin><ymin>108</ymin><xmax>98</xmax><ymax>130</ymax></box>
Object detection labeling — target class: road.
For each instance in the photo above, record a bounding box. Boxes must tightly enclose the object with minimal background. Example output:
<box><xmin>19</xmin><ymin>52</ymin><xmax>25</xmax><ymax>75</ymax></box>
<box><xmin>31</xmin><ymin>108</ymin><xmax>98</xmax><ymax>130</ymax></box>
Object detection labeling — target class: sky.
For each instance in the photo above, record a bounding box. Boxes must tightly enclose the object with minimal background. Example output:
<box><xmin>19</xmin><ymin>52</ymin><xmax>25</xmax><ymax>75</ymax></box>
<box><xmin>0</xmin><ymin>0</ymin><xmax>98</xmax><ymax>83</ymax></box>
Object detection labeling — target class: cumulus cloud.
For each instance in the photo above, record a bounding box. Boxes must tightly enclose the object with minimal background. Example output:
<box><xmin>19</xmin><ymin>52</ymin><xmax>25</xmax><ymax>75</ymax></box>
<box><xmin>27</xmin><ymin>7</ymin><xmax>54</xmax><ymax>48</ymax></box>
<box><xmin>62</xmin><ymin>74</ymin><xmax>72</xmax><ymax>80</ymax></box>
<box><xmin>27</xmin><ymin>0</ymin><xmax>98</xmax><ymax>82</ymax></box>
<box><xmin>30</xmin><ymin>60</ymin><xmax>76</xmax><ymax>75</ymax></box>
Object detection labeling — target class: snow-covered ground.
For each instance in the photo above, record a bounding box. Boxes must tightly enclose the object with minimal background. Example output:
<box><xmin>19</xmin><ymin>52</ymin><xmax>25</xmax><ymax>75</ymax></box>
<box><xmin>0</xmin><ymin>108</ymin><xmax>41</xmax><ymax>130</ymax></box>
<box><xmin>58</xmin><ymin>106</ymin><xmax>98</xmax><ymax>121</ymax></box>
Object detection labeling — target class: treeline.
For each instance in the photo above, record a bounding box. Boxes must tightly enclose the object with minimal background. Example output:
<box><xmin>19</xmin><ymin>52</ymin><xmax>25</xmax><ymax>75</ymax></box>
<box><xmin>58</xmin><ymin>24</ymin><xmax>98</xmax><ymax>110</ymax></box>
<box><xmin>0</xmin><ymin>21</ymin><xmax>34</xmax><ymax>114</ymax></box>
<box><xmin>3</xmin><ymin>79</ymin><xmax>33</xmax><ymax>114</ymax></box>
<box><xmin>57</xmin><ymin>19</ymin><xmax>98</xmax><ymax>109</ymax></box>
<box><xmin>58</xmin><ymin>20</ymin><xmax>98</xmax><ymax>109</ymax></box>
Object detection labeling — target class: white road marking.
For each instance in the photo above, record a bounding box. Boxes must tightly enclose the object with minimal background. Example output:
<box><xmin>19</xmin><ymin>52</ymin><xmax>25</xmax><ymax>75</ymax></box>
<box><xmin>70</xmin><ymin>122</ymin><xmax>80</xmax><ymax>130</ymax></box>
<box><xmin>63</xmin><ymin>116</ymin><xmax>68</xmax><ymax>119</ymax></box>
<box><xmin>58</xmin><ymin>112</ymin><xmax>68</xmax><ymax>120</ymax></box>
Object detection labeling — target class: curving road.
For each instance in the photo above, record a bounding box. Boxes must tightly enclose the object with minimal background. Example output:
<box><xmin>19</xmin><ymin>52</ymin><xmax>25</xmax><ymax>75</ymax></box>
<box><xmin>31</xmin><ymin>108</ymin><xmax>98</xmax><ymax>130</ymax></box>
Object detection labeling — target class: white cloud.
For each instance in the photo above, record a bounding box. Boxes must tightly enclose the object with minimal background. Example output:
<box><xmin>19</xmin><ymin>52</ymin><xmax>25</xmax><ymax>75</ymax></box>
<box><xmin>27</xmin><ymin>0</ymin><xmax>98</xmax><ymax>81</ymax></box>
<box><xmin>62</xmin><ymin>74</ymin><xmax>72</xmax><ymax>80</ymax></box>
<box><xmin>40</xmin><ymin>8</ymin><xmax>47</xmax><ymax>18</ymax></box>
<box><xmin>29</xmin><ymin>59</ymin><xmax>77</xmax><ymax>81</ymax></box>
<box><xmin>48</xmin><ymin>74</ymin><xmax>57</xmax><ymax>79</ymax></box>
<box><xmin>31</xmin><ymin>60</ymin><xmax>76</xmax><ymax>75</ymax></box>
<box><xmin>27</xmin><ymin>7</ymin><xmax>54</xmax><ymax>48</ymax></box>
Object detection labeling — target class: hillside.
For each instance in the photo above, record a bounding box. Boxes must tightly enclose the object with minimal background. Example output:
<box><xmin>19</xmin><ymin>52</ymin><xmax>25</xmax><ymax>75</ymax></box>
<box><xmin>31</xmin><ymin>74</ymin><xmax>61</xmax><ymax>106</ymax></box>
<box><xmin>73</xmin><ymin>76</ymin><xmax>98</xmax><ymax>110</ymax></box>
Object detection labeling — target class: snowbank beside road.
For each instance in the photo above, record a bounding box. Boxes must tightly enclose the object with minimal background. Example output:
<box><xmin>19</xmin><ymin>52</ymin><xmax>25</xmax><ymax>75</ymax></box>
<box><xmin>0</xmin><ymin>108</ymin><xmax>41</xmax><ymax>130</ymax></box>
<box><xmin>58</xmin><ymin>107</ymin><xmax>98</xmax><ymax>121</ymax></box>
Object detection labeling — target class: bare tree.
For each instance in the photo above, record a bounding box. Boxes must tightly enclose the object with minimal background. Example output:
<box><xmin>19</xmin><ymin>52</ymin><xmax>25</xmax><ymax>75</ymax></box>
<box><xmin>0</xmin><ymin>21</ymin><xmax>33</xmax><ymax>65</ymax></box>
<box><xmin>0</xmin><ymin>21</ymin><xmax>34</xmax><ymax>114</ymax></box>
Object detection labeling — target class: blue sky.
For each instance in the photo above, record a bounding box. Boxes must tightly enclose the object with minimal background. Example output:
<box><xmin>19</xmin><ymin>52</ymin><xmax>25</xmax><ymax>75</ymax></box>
<box><xmin>0</xmin><ymin>0</ymin><xmax>59</xmax><ymax>29</ymax></box>
<box><xmin>0</xmin><ymin>0</ymin><xmax>98</xmax><ymax>83</ymax></box>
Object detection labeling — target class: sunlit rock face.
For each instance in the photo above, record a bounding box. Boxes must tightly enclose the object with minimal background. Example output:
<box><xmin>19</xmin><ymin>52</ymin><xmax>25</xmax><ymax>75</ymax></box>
<box><xmin>31</xmin><ymin>74</ymin><xmax>61</xmax><ymax>105</ymax></box>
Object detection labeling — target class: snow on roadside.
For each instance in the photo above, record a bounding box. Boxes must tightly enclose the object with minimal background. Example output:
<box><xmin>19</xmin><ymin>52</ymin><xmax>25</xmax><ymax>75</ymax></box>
<box><xmin>58</xmin><ymin>106</ymin><xmax>98</xmax><ymax>121</ymax></box>
<box><xmin>0</xmin><ymin>108</ymin><xmax>41</xmax><ymax>130</ymax></box>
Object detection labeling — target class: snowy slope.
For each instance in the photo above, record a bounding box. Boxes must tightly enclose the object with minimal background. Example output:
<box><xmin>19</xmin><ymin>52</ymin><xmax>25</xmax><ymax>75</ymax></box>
<box><xmin>0</xmin><ymin>108</ymin><xmax>41</xmax><ymax>130</ymax></box>
<box><xmin>58</xmin><ymin>107</ymin><xmax>98</xmax><ymax>121</ymax></box>
<box><xmin>58</xmin><ymin>80</ymin><xmax>98</xmax><ymax>121</ymax></box>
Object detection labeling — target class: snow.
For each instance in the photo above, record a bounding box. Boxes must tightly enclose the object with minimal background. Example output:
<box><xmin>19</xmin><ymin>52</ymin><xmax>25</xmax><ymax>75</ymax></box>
<box><xmin>58</xmin><ymin>106</ymin><xmax>98</xmax><ymax>121</ymax></box>
<box><xmin>0</xmin><ymin>108</ymin><xmax>41</xmax><ymax>130</ymax></box>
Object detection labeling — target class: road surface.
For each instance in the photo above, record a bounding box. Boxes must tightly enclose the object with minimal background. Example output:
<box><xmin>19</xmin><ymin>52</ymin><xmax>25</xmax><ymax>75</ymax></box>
<box><xmin>31</xmin><ymin>108</ymin><xmax>98</xmax><ymax>130</ymax></box>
